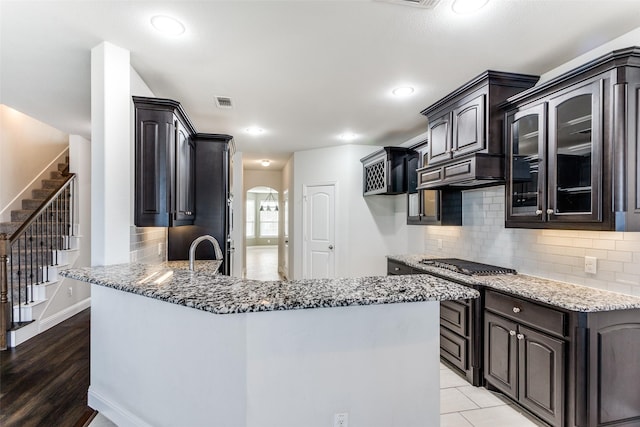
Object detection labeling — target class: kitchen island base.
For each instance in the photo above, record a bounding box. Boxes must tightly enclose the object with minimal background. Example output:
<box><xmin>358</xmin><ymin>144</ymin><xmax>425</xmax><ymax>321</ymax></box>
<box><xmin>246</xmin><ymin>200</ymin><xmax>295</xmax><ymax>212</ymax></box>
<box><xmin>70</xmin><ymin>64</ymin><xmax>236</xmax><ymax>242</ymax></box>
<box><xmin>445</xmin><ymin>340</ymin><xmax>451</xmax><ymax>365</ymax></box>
<box><xmin>89</xmin><ymin>284</ymin><xmax>440</xmax><ymax>427</ymax></box>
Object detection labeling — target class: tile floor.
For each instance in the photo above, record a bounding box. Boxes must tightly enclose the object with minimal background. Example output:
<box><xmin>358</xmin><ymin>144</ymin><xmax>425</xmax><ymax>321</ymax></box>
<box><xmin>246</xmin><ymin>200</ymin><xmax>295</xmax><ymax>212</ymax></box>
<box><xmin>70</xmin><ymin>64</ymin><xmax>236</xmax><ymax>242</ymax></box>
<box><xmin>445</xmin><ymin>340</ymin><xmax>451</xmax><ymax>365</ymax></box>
<box><xmin>245</xmin><ymin>245</ymin><xmax>281</xmax><ymax>281</ymax></box>
<box><xmin>439</xmin><ymin>362</ymin><xmax>546</xmax><ymax>427</ymax></box>
<box><xmin>90</xmin><ymin>363</ymin><xmax>545</xmax><ymax>426</ymax></box>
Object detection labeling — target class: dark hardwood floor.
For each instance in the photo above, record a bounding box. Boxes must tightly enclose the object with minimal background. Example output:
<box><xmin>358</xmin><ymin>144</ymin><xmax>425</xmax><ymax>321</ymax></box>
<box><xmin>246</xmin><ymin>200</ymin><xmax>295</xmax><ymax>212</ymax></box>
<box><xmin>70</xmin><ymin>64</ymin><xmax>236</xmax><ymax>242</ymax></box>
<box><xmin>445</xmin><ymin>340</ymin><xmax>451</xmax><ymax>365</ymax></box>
<box><xmin>0</xmin><ymin>309</ymin><xmax>94</xmax><ymax>427</ymax></box>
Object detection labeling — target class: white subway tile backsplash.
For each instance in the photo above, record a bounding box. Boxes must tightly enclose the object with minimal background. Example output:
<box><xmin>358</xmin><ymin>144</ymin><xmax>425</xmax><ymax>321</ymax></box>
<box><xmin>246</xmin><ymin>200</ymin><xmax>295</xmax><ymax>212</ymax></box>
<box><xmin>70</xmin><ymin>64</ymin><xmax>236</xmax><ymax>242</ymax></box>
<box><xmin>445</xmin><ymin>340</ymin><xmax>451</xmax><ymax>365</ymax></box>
<box><xmin>423</xmin><ymin>186</ymin><xmax>640</xmax><ymax>297</ymax></box>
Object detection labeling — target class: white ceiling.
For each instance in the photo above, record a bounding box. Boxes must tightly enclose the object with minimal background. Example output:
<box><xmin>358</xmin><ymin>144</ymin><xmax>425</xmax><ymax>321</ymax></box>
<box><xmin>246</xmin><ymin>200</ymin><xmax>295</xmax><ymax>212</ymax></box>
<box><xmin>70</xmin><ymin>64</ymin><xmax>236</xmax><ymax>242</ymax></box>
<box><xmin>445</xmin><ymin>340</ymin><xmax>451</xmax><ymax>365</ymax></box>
<box><xmin>2</xmin><ymin>1</ymin><xmax>640</xmax><ymax>170</ymax></box>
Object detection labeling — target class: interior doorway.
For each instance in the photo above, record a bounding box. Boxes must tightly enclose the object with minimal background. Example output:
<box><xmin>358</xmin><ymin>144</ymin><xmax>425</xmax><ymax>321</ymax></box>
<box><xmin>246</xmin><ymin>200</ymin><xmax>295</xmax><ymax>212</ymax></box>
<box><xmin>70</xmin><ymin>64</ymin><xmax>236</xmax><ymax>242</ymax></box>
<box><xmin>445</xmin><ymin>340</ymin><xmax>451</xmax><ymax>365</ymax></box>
<box><xmin>245</xmin><ymin>186</ymin><xmax>280</xmax><ymax>280</ymax></box>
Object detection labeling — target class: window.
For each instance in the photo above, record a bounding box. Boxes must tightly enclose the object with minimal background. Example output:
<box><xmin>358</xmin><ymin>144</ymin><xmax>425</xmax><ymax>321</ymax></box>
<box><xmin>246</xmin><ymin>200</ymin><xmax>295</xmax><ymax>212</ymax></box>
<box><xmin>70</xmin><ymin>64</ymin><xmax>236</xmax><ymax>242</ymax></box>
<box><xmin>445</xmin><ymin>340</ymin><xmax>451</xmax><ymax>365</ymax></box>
<box><xmin>259</xmin><ymin>210</ymin><xmax>278</xmax><ymax>237</ymax></box>
<box><xmin>246</xmin><ymin>199</ymin><xmax>255</xmax><ymax>238</ymax></box>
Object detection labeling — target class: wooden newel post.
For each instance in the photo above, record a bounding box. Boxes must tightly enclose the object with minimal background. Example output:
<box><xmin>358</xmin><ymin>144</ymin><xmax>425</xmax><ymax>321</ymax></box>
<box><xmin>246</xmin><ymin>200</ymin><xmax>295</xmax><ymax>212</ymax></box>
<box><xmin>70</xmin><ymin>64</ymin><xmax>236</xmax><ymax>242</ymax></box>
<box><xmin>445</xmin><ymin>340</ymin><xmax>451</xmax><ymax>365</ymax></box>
<box><xmin>0</xmin><ymin>232</ymin><xmax>9</xmax><ymax>350</ymax></box>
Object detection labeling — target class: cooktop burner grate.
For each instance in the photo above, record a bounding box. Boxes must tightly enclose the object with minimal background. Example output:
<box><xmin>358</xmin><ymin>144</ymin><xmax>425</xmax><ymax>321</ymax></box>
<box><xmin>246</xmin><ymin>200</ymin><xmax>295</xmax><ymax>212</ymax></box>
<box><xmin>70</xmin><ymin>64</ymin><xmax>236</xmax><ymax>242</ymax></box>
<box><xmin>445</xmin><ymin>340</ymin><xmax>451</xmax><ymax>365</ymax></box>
<box><xmin>420</xmin><ymin>258</ymin><xmax>516</xmax><ymax>276</ymax></box>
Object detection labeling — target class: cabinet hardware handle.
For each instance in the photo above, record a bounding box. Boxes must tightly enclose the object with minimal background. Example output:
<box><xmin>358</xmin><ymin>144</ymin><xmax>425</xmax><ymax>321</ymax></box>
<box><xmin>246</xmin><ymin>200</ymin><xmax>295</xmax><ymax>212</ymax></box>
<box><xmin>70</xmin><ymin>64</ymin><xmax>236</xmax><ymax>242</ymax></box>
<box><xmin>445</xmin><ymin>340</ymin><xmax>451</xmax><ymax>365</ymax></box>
<box><xmin>535</xmin><ymin>209</ymin><xmax>543</xmax><ymax>215</ymax></box>
<box><xmin>509</xmin><ymin>330</ymin><xmax>516</xmax><ymax>336</ymax></box>
<box><xmin>517</xmin><ymin>333</ymin><xmax>524</xmax><ymax>340</ymax></box>
<box><xmin>546</xmin><ymin>209</ymin><xmax>554</xmax><ymax>215</ymax></box>
<box><xmin>512</xmin><ymin>307</ymin><xmax>521</xmax><ymax>313</ymax></box>
<box><xmin>394</xmin><ymin>267</ymin><xmax>400</xmax><ymax>271</ymax></box>
<box><xmin>329</xmin><ymin>245</ymin><xmax>334</xmax><ymax>250</ymax></box>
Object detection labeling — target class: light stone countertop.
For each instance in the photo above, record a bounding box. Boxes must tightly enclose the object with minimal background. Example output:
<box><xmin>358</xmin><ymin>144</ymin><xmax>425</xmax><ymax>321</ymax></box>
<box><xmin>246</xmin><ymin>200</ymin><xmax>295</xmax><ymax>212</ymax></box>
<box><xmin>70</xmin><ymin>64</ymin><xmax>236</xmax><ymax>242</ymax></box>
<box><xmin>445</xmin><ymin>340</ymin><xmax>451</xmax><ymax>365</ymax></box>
<box><xmin>388</xmin><ymin>254</ymin><xmax>640</xmax><ymax>312</ymax></box>
<box><xmin>60</xmin><ymin>260</ymin><xmax>479</xmax><ymax>315</ymax></box>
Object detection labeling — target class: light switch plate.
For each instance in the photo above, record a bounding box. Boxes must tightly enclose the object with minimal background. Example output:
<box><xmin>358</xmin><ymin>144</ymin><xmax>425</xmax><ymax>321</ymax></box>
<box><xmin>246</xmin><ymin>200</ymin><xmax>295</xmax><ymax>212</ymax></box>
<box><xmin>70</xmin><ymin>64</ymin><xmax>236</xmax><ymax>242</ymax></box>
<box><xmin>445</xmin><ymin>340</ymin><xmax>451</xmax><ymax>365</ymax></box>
<box><xmin>584</xmin><ymin>256</ymin><xmax>597</xmax><ymax>274</ymax></box>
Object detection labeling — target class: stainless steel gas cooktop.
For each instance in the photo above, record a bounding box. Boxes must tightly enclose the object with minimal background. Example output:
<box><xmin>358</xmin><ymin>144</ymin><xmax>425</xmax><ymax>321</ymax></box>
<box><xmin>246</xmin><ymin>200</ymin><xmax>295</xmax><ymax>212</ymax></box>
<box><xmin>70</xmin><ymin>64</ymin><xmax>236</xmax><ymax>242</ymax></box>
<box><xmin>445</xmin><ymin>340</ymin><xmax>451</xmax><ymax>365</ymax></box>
<box><xmin>420</xmin><ymin>258</ymin><xmax>516</xmax><ymax>276</ymax></box>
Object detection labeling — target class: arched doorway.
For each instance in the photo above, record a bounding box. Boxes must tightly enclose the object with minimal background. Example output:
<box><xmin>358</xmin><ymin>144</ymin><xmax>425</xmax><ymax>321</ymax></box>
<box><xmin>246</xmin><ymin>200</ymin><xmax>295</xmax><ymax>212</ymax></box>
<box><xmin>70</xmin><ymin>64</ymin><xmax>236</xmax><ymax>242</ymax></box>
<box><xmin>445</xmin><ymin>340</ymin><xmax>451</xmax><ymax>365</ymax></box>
<box><xmin>245</xmin><ymin>186</ymin><xmax>280</xmax><ymax>280</ymax></box>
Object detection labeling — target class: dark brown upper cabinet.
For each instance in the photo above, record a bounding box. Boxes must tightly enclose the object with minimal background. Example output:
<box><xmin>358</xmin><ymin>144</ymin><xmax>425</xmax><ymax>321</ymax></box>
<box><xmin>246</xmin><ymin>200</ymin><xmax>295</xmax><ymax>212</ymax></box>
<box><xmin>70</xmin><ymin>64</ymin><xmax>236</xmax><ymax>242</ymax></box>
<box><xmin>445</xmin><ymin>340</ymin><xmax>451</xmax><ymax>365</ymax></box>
<box><xmin>407</xmin><ymin>141</ymin><xmax>462</xmax><ymax>225</ymax></box>
<box><xmin>504</xmin><ymin>46</ymin><xmax>640</xmax><ymax>230</ymax></box>
<box><xmin>360</xmin><ymin>147</ymin><xmax>415</xmax><ymax>196</ymax></box>
<box><xmin>417</xmin><ymin>71</ymin><xmax>539</xmax><ymax>190</ymax></box>
<box><xmin>133</xmin><ymin>96</ymin><xmax>196</xmax><ymax>227</ymax></box>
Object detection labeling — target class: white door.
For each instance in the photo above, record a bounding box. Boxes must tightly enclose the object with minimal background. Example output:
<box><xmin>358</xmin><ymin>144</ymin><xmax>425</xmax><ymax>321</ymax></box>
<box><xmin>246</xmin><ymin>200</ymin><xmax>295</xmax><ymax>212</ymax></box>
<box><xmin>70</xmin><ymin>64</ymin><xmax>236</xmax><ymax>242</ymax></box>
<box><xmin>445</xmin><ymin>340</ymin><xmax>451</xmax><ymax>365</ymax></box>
<box><xmin>303</xmin><ymin>184</ymin><xmax>336</xmax><ymax>279</ymax></box>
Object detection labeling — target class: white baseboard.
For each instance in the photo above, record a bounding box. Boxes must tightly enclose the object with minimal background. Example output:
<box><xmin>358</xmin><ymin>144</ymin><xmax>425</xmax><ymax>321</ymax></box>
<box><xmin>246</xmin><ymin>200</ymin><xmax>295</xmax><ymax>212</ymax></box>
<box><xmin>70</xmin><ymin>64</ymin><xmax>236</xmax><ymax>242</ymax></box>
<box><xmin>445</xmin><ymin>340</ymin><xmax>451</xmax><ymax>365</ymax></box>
<box><xmin>38</xmin><ymin>297</ymin><xmax>91</xmax><ymax>333</ymax></box>
<box><xmin>88</xmin><ymin>387</ymin><xmax>152</xmax><ymax>427</ymax></box>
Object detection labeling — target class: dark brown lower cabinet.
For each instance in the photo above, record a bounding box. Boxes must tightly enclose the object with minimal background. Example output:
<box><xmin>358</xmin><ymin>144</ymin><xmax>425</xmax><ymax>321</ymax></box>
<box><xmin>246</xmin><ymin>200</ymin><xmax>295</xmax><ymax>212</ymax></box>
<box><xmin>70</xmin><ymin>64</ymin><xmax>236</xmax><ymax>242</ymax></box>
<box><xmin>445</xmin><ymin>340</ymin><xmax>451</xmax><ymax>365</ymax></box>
<box><xmin>485</xmin><ymin>312</ymin><xmax>564</xmax><ymax>426</ymax></box>
<box><xmin>485</xmin><ymin>289</ymin><xmax>640</xmax><ymax>427</ymax></box>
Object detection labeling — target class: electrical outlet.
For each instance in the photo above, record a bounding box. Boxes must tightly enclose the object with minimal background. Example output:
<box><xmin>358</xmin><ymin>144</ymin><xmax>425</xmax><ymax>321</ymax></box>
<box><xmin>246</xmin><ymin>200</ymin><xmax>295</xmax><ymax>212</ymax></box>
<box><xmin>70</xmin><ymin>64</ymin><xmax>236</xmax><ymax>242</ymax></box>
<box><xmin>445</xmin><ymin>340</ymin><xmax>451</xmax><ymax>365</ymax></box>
<box><xmin>437</xmin><ymin>239</ymin><xmax>443</xmax><ymax>250</ymax></box>
<box><xmin>584</xmin><ymin>256</ymin><xmax>597</xmax><ymax>274</ymax></box>
<box><xmin>334</xmin><ymin>413</ymin><xmax>348</xmax><ymax>427</ymax></box>
<box><xmin>158</xmin><ymin>242</ymin><xmax>163</xmax><ymax>256</ymax></box>
<box><xmin>67</xmin><ymin>287</ymin><xmax>73</xmax><ymax>296</ymax></box>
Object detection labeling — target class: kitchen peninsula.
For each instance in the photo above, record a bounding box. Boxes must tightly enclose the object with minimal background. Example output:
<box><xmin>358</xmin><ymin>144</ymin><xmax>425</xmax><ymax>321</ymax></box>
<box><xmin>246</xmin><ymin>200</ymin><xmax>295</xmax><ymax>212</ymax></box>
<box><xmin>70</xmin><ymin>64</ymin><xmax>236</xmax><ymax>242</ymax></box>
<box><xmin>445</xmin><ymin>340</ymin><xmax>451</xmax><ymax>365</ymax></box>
<box><xmin>61</xmin><ymin>262</ymin><xmax>478</xmax><ymax>427</ymax></box>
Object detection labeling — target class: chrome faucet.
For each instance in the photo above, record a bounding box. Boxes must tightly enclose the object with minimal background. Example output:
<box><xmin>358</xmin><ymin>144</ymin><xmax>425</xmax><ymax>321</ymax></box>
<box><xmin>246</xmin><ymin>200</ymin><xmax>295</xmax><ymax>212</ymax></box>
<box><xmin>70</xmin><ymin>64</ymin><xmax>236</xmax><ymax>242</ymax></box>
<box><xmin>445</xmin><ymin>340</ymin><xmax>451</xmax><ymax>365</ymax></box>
<box><xmin>189</xmin><ymin>235</ymin><xmax>223</xmax><ymax>270</ymax></box>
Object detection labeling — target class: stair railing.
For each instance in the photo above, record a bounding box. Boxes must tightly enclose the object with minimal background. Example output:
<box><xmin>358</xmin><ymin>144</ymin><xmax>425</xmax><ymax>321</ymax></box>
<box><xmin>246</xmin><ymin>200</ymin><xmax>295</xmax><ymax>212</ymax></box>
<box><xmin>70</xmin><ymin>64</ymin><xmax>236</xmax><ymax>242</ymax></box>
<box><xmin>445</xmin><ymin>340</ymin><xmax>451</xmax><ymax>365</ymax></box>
<box><xmin>1</xmin><ymin>173</ymin><xmax>76</xmax><ymax>350</ymax></box>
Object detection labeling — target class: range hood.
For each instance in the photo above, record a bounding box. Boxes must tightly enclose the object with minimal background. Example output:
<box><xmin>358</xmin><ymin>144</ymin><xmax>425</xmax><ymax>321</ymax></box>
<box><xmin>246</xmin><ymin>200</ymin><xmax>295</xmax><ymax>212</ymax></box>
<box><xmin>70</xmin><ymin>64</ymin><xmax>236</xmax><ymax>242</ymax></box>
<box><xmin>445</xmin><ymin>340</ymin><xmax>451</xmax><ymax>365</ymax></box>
<box><xmin>416</xmin><ymin>153</ymin><xmax>504</xmax><ymax>190</ymax></box>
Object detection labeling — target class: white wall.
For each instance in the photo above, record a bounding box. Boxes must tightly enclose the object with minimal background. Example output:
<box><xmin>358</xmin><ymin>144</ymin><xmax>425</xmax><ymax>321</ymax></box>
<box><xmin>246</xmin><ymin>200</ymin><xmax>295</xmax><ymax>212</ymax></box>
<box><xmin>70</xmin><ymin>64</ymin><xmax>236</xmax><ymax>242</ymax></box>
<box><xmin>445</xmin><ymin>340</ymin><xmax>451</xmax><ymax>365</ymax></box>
<box><xmin>39</xmin><ymin>134</ymin><xmax>92</xmax><ymax>322</ymax></box>
<box><xmin>281</xmin><ymin>158</ymin><xmax>293</xmax><ymax>279</ymax></box>
<box><xmin>232</xmin><ymin>151</ymin><xmax>244</xmax><ymax>277</ymax></box>
<box><xmin>0</xmin><ymin>104</ymin><xmax>69</xmax><ymax>221</ymax></box>
<box><xmin>292</xmin><ymin>145</ymin><xmax>417</xmax><ymax>279</ymax></box>
<box><xmin>90</xmin><ymin>42</ymin><xmax>131</xmax><ymax>266</ymax></box>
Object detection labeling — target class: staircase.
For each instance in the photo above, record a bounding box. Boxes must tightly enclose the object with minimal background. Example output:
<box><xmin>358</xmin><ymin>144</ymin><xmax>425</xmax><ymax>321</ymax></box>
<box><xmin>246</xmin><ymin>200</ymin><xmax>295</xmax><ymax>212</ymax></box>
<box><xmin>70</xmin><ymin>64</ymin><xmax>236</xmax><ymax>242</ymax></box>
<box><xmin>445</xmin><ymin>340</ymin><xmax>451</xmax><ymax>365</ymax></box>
<box><xmin>0</xmin><ymin>159</ymin><xmax>70</xmax><ymax>237</ymax></box>
<box><xmin>1</xmin><ymin>158</ymin><xmax>81</xmax><ymax>349</ymax></box>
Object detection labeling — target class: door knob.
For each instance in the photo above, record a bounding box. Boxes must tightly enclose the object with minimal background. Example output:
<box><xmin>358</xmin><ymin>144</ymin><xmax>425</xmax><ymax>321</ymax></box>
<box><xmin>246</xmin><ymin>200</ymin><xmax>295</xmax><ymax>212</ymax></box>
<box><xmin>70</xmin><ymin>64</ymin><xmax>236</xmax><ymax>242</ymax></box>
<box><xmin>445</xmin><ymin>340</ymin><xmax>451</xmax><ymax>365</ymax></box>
<box><xmin>546</xmin><ymin>209</ymin><xmax>554</xmax><ymax>215</ymax></box>
<box><xmin>509</xmin><ymin>330</ymin><xmax>516</xmax><ymax>336</ymax></box>
<box><xmin>329</xmin><ymin>245</ymin><xmax>334</xmax><ymax>250</ymax></box>
<box><xmin>512</xmin><ymin>307</ymin><xmax>521</xmax><ymax>313</ymax></box>
<box><xmin>517</xmin><ymin>333</ymin><xmax>525</xmax><ymax>340</ymax></box>
<box><xmin>535</xmin><ymin>209</ymin><xmax>543</xmax><ymax>215</ymax></box>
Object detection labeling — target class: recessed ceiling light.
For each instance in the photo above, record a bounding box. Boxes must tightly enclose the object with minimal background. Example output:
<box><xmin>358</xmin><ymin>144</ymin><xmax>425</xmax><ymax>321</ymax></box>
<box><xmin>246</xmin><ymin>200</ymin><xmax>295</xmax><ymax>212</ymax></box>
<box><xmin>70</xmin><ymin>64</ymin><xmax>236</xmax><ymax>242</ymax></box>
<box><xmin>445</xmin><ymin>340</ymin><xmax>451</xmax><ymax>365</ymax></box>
<box><xmin>338</xmin><ymin>132</ymin><xmax>358</xmax><ymax>141</ymax></box>
<box><xmin>452</xmin><ymin>0</ymin><xmax>489</xmax><ymax>14</ymax></box>
<box><xmin>245</xmin><ymin>127</ymin><xmax>265</xmax><ymax>135</ymax></box>
<box><xmin>392</xmin><ymin>86</ymin><xmax>415</xmax><ymax>97</ymax></box>
<box><xmin>261</xmin><ymin>159</ymin><xmax>271</xmax><ymax>167</ymax></box>
<box><xmin>150</xmin><ymin>15</ymin><xmax>186</xmax><ymax>36</ymax></box>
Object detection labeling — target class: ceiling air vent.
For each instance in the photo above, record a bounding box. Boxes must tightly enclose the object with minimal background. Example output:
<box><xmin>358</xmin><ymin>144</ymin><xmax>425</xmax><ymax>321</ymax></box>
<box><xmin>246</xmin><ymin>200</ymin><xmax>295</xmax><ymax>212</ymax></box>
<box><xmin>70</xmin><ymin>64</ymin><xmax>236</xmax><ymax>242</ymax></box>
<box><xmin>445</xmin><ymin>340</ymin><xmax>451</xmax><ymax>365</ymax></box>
<box><xmin>215</xmin><ymin>96</ymin><xmax>233</xmax><ymax>109</ymax></box>
<box><xmin>375</xmin><ymin>0</ymin><xmax>441</xmax><ymax>8</ymax></box>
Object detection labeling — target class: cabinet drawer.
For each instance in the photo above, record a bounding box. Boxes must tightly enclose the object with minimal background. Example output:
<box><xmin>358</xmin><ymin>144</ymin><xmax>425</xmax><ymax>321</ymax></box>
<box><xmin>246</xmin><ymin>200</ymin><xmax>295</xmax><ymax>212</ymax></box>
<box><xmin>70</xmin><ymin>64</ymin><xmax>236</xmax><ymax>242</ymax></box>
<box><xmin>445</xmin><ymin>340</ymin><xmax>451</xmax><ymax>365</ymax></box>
<box><xmin>387</xmin><ymin>260</ymin><xmax>414</xmax><ymax>275</ymax></box>
<box><xmin>441</xmin><ymin>300</ymin><xmax>468</xmax><ymax>336</ymax></box>
<box><xmin>440</xmin><ymin>326</ymin><xmax>468</xmax><ymax>371</ymax></box>
<box><xmin>485</xmin><ymin>290</ymin><xmax>566</xmax><ymax>337</ymax></box>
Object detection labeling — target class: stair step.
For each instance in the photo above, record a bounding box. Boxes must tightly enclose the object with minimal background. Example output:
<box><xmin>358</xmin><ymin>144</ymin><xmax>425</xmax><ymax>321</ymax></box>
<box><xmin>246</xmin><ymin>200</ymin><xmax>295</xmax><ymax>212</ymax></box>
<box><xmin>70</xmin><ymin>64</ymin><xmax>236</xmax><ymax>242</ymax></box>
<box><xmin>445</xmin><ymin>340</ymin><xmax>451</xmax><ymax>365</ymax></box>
<box><xmin>41</xmin><ymin>178</ymin><xmax>67</xmax><ymax>189</ymax></box>
<box><xmin>58</xmin><ymin>162</ymin><xmax>69</xmax><ymax>172</ymax></box>
<box><xmin>11</xmin><ymin>209</ymin><xmax>35</xmax><ymax>222</ymax></box>
<box><xmin>22</xmin><ymin>199</ymin><xmax>44</xmax><ymax>210</ymax></box>
<box><xmin>32</xmin><ymin>188</ymin><xmax>54</xmax><ymax>199</ymax></box>
<box><xmin>50</xmin><ymin>170</ymin><xmax>68</xmax><ymax>180</ymax></box>
<box><xmin>0</xmin><ymin>222</ymin><xmax>21</xmax><ymax>236</ymax></box>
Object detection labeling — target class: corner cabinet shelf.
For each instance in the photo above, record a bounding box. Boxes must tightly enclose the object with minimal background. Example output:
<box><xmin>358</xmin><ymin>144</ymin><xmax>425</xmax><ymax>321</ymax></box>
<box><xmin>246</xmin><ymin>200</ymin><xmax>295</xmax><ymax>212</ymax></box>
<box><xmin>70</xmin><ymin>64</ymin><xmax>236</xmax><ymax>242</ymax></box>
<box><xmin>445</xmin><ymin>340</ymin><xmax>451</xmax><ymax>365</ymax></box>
<box><xmin>407</xmin><ymin>141</ymin><xmax>462</xmax><ymax>225</ymax></box>
<box><xmin>133</xmin><ymin>96</ymin><xmax>196</xmax><ymax>227</ymax></box>
<box><xmin>360</xmin><ymin>147</ymin><xmax>414</xmax><ymax>196</ymax></box>
<box><xmin>503</xmin><ymin>46</ymin><xmax>640</xmax><ymax>231</ymax></box>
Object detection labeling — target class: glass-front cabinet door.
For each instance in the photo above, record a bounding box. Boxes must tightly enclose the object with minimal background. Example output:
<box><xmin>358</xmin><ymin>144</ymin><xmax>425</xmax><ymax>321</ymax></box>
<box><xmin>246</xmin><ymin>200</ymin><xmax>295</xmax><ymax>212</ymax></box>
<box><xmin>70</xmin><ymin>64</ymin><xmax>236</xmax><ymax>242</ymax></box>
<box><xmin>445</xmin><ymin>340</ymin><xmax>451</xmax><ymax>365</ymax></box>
<box><xmin>506</xmin><ymin>104</ymin><xmax>546</xmax><ymax>224</ymax></box>
<box><xmin>547</xmin><ymin>80</ymin><xmax>602</xmax><ymax>223</ymax></box>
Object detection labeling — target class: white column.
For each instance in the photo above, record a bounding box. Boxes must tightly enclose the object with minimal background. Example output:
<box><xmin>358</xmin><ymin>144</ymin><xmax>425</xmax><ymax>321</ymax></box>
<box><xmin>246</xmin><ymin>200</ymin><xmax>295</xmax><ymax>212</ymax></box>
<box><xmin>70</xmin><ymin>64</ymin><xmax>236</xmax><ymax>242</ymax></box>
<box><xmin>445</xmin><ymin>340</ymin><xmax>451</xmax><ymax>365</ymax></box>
<box><xmin>90</xmin><ymin>42</ymin><xmax>131</xmax><ymax>266</ymax></box>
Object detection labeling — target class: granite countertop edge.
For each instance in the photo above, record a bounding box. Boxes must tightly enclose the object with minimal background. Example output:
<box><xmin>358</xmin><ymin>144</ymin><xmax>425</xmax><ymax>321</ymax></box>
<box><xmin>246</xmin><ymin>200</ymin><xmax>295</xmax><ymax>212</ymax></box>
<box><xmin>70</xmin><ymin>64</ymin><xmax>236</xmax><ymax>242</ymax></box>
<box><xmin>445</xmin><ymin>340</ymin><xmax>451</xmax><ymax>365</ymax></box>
<box><xmin>60</xmin><ymin>260</ymin><xmax>479</xmax><ymax>315</ymax></box>
<box><xmin>387</xmin><ymin>254</ymin><xmax>640</xmax><ymax>312</ymax></box>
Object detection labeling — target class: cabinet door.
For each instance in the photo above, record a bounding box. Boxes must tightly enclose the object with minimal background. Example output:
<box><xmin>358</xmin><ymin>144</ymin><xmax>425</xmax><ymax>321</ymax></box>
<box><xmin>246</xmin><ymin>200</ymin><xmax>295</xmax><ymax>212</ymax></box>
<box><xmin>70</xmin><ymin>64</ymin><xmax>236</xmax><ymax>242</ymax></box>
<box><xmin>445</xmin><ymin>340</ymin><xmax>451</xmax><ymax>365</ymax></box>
<box><xmin>484</xmin><ymin>312</ymin><xmax>518</xmax><ymax>399</ymax></box>
<box><xmin>506</xmin><ymin>104</ymin><xmax>546</xmax><ymax>224</ymax></box>
<box><xmin>547</xmin><ymin>80</ymin><xmax>603</xmax><ymax>223</ymax></box>
<box><xmin>428</xmin><ymin>112</ymin><xmax>452</xmax><ymax>165</ymax></box>
<box><xmin>134</xmin><ymin>108</ymin><xmax>171</xmax><ymax>227</ymax></box>
<box><xmin>174</xmin><ymin>119</ymin><xmax>195</xmax><ymax>224</ymax></box>
<box><xmin>453</xmin><ymin>94</ymin><xmax>485</xmax><ymax>157</ymax></box>
<box><xmin>517</xmin><ymin>325</ymin><xmax>564</xmax><ymax>427</ymax></box>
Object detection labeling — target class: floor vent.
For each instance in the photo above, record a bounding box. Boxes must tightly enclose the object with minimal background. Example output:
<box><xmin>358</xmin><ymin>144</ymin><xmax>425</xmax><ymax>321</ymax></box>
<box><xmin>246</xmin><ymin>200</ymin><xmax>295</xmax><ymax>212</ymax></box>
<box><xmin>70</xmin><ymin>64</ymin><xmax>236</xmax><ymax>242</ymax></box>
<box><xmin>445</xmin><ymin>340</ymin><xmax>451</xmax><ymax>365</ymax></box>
<box><xmin>215</xmin><ymin>96</ymin><xmax>233</xmax><ymax>109</ymax></box>
<box><xmin>375</xmin><ymin>0</ymin><xmax>441</xmax><ymax>9</ymax></box>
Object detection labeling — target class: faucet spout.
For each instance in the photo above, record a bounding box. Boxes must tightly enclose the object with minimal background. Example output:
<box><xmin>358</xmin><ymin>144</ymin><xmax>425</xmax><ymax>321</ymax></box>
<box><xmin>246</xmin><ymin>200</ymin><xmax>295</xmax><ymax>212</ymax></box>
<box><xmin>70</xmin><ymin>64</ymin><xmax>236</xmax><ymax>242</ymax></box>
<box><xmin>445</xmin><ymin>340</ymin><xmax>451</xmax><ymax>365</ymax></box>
<box><xmin>189</xmin><ymin>235</ymin><xmax>223</xmax><ymax>270</ymax></box>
